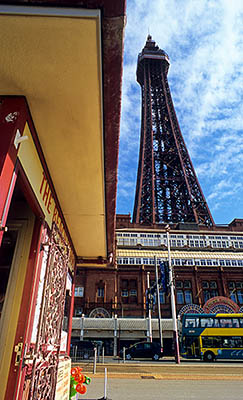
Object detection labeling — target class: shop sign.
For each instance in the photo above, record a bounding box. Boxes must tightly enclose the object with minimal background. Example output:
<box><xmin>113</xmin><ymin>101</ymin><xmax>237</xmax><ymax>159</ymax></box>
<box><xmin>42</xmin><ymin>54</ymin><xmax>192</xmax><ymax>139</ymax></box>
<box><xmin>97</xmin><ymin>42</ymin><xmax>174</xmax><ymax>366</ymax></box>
<box><xmin>55</xmin><ymin>357</ymin><xmax>71</xmax><ymax>400</ymax></box>
<box><xmin>17</xmin><ymin>122</ymin><xmax>75</xmax><ymax>269</ymax></box>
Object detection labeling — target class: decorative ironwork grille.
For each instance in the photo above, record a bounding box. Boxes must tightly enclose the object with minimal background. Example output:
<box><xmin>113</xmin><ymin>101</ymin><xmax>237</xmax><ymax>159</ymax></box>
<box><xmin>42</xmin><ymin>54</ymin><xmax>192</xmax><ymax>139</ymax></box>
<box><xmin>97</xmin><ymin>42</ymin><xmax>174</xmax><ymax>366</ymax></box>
<box><xmin>27</xmin><ymin>223</ymin><xmax>70</xmax><ymax>400</ymax></box>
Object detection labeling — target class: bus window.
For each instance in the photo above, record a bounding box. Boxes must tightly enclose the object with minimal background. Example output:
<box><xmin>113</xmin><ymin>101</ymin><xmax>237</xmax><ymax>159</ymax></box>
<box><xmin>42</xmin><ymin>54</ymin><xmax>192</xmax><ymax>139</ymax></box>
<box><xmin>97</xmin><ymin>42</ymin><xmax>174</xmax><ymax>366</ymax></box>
<box><xmin>232</xmin><ymin>319</ymin><xmax>240</xmax><ymax>328</ymax></box>
<box><xmin>222</xmin><ymin>338</ymin><xmax>233</xmax><ymax>348</ymax></box>
<box><xmin>240</xmin><ymin>319</ymin><xmax>243</xmax><ymax>328</ymax></box>
<box><xmin>200</xmin><ymin>318</ymin><xmax>214</xmax><ymax>328</ymax></box>
<box><xmin>214</xmin><ymin>319</ymin><xmax>219</xmax><ymax>327</ymax></box>
<box><xmin>219</xmin><ymin>318</ymin><xmax>233</xmax><ymax>328</ymax></box>
<box><xmin>202</xmin><ymin>336</ymin><xmax>214</xmax><ymax>348</ymax></box>
<box><xmin>232</xmin><ymin>337</ymin><xmax>243</xmax><ymax>348</ymax></box>
<box><xmin>202</xmin><ymin>336</ymin><xmax>221</xmax><ymax>348</ymax></box>
<box><xmin>184</xmin><ymin>318</ymin><xmax>200</xmax><ymax>328</ymax></box>
<box><xmin>213</xmin><ymin>336</ymin><xmax>221</xmax><ymax>347</ymax></box>
<box><xmin>185</xmin><ymin>318</ymin><xmax>195</xmax><ymax>328</ymax></box>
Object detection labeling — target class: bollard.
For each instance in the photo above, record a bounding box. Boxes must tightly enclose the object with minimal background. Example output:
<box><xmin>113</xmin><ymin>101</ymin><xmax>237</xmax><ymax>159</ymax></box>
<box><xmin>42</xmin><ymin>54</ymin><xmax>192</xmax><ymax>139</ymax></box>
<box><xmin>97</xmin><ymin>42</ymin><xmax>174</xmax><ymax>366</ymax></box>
<box><xmin>123</xmin><ymin>347</ymin><xmax>125</xmax><ymax>363</ymax></box>
<box><xmin>102</xmin><ymin>346</ymin><xmax>105</xmax><ymax>364</ymax></box>
<box><xmin>74</xmin><ymin>345</ymin><xmax>77</xmax><ymax>362</ymax></box>
<box><xmin>104</xmin><ymin>367</ymin><xmax>107</xmax><ymax>399</ymax></box>
<box><xmin>97</xmin><ymin>368</ymin><xmax>112</xmax><ymax>400</ymax></box>
<box><xmin>93</xmin><ymin>347</ymin><xmax>97</xmax><ymax>374</ymax></box>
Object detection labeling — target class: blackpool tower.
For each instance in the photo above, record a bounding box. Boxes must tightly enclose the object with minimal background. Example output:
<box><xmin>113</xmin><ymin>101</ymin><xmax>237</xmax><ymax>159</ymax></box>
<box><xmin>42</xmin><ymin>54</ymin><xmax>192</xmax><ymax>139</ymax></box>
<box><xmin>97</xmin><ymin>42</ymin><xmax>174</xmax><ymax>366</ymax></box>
<box><xmin>133</xmin><ymin>35</ymin><xmax>214</xmax><ymax>226</ymax></box>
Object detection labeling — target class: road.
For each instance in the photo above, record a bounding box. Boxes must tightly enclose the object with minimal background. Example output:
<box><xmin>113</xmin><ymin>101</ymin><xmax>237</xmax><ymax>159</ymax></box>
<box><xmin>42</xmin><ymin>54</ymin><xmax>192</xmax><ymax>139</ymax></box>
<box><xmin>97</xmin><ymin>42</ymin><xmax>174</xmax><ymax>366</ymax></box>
<box><xmin>80</xmin><ymin>378</ymin><xmax>243</xmax><ymax>400</ymax></box>
<box><xmin>75</xmin><ymin>359</ymin><xmax>243</xmax><ymax>399</ymax></box>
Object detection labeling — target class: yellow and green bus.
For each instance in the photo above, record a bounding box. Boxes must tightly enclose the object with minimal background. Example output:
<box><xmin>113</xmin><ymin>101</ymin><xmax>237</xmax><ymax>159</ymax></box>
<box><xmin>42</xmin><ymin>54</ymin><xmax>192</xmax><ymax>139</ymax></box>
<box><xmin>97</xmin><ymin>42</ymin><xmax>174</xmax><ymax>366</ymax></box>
<box><xmin>180</xmin><ymin>313</ymin><xmax>243</xmax><ymax>361</ymax></box>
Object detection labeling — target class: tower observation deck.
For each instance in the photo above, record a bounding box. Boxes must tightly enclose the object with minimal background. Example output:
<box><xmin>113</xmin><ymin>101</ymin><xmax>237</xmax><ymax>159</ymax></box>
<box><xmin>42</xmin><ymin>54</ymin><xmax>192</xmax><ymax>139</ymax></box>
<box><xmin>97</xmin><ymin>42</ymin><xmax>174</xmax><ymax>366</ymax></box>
<box><xmin>133</xmin><ymin>35</ymin><xmax>214</xmax><ymax>226</ymax></box>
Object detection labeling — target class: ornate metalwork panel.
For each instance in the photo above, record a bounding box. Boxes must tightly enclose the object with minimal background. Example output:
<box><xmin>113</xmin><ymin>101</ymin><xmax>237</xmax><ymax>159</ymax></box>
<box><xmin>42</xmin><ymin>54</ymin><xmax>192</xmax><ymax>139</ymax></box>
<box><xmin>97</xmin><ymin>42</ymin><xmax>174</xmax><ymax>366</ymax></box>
<box><xmin>27</xmin><ymin>223</ymin><xmax>70</xmax><ymax>400</ymax></box>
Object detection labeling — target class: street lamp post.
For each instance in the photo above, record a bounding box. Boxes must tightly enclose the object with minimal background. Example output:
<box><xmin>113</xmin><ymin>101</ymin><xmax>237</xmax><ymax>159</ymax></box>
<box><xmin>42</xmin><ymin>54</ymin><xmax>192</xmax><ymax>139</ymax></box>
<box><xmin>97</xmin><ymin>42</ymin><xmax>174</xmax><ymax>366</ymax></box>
<box><xmin>166</xmin><ymin>225</ymin><xmax>180</xmax><ymax>364</ymax></box>
<box><xmin>146</xmin><ymin>271</ymin><xmax>152</xmax><ymax>342</ymax></box>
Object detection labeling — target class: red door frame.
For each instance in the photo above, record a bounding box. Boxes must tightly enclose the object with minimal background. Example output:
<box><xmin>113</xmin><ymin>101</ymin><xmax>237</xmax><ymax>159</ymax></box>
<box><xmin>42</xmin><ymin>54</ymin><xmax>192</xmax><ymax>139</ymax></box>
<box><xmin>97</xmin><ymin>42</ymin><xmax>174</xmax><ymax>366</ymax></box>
<box><xmin>3</xmin><ymin>163</ymin><xmax>45</xmax><ymax>400</ymax></box>
<box><xmin>0</xmin><ymin>96</ymin><xmax>27</xmax><ymax>247</ymax></box>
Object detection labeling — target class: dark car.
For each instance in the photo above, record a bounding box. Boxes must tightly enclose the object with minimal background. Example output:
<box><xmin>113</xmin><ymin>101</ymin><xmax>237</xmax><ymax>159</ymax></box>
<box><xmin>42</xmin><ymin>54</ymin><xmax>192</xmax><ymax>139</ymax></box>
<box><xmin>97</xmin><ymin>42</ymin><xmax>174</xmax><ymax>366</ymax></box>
<box><xmin>71</xmin><ymin>340</ymin><xmax>95</xmax><ymax>359</ymax></box>
<box><xmin>121</xmin><ymin>341</ymin><xmax>163</xmax><ymax>361</ymax></box>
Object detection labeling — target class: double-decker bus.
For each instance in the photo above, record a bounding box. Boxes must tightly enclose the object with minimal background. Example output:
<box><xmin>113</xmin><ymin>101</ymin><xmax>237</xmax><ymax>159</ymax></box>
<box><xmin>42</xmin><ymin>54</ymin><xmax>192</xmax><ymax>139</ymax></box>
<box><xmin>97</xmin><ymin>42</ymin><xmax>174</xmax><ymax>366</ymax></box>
<box><xmin>180</xmin><ymin>313</ymin><xmax>243</xmax><ymax>361</ymax></box>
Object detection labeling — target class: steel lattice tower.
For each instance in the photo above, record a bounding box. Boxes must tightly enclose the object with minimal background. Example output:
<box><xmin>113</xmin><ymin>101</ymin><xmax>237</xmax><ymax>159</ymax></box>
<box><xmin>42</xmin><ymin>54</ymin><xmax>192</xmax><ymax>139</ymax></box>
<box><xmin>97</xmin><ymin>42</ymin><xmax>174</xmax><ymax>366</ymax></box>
<box><xmin>133</xmin><ymin>36</ymin><xmax>214</xmax><ymax>226</ymax></box>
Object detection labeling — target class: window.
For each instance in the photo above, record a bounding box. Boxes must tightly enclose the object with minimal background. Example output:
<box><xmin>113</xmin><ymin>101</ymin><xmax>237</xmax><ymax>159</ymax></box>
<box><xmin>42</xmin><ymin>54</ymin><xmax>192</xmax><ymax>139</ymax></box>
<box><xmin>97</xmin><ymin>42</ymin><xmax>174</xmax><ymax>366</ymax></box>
<box><xmin>176</xmin><ymin>281</ymin><xmax>183</xmax><ymax>289</ymax></box>
<box><xmin>202</xmin><ymin>281</ymin><xmax>209</xmax><ymax>289</ymax></box>
<box><xmin>177</xmin><ymin>290</ymin><xmax>184</xmax><ymax>304</ymax></box>
<box><xmin>201</xmin><ymin>318</ymin><xmax>214</xmax><ymax>328</ymax></box>
<box><xmin>203</xmin><ymin>290</ymin><xmax>211</xmax><ymax>302</ymax></box>
<box><xmin>97</xmin><ymin>287</ymin><xmax>104</xmax><ymax>297</ymax></box>
<box><xmin>185</xmin><ymin>318</ymin><xmax>197</xmax><ymax>328</ymax></box>
<box><xmin>185</xmin><ymin>290</ymin><xmax>192</xmax><ymax>304</ymax></box>
<box><xmin>227</xmin><ymin>281</ymin><xmax>243</xmax><ymax>304</ymax></box>
<box><xmin>210</xmin><ymin>281</ymin><xmax>217</xmax><ymax>289</ymax></box>
<box><xmin>237</xmin><ymin>290</ymin><xmax>243</xmax><ymax>304</ymax></box>
<box><xmin>121</xmin><ymin>279</ymin><xmax>137</xmax><ymax>303</ymax></box>
<box><xmin>75</xmin><ymin>307</ymin><xmax>83</xmax><ymax>317</ymax></box>
<box><xmin>202</xmin><ymin>281</ymin><xmax>218</xmax><ymax>301</ymax></box>
<box><xmin>74</xmin><ymin>286</ymin><xmax>84</xmax><ymax>297</ymax></box>
<box><xmin>175</xmin><ymin>281</ymin><xmax>192</xmax><ymax>305</ymax></box>
<box><xmin>219</xmin><ymin>318</ymin><xmax>233</xmax><ymax>328</ymax></box>
<box><xmin>159</xmin><ymin>291</ymin><xmax>165</xmax><ymax>304</ymax></box>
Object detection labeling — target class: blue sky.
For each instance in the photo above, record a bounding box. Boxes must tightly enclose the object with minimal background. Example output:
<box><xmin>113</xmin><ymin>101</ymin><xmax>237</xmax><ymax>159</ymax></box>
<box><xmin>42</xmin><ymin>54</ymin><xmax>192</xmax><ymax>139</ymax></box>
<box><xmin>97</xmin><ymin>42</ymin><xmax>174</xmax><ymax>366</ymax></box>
<box><xmin>116</xmin><ymin>0</ymin><xmax>243</xmax><ymax>225</ymax></box>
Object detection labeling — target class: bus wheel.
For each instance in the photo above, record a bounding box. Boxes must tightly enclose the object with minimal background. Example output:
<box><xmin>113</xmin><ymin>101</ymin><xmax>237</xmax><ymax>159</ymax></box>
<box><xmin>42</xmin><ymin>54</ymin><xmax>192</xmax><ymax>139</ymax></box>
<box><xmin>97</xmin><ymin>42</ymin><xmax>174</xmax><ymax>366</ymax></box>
<box><xmin>203</xmin><ymin>351</ymin><xmax>215</xmax><ymax>362</ymax></box>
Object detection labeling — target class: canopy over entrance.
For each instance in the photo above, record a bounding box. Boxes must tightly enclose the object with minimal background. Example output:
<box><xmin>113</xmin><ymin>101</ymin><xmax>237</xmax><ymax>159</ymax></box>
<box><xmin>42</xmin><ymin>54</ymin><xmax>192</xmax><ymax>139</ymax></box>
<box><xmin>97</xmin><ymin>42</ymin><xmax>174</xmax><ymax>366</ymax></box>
<box><xmin>0</xmin><ymin>2</ymin><xmax>126</xmax><ymax>263</ymax></box>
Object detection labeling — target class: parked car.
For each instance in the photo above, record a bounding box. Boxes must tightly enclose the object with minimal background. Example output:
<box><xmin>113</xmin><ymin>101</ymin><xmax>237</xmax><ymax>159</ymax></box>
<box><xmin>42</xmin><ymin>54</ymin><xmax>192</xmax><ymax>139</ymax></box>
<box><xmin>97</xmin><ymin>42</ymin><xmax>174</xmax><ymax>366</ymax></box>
<box><xmin>120</xmin><ymin>341</ymin><xmax>163</xmax><ymax>361</ymax></box>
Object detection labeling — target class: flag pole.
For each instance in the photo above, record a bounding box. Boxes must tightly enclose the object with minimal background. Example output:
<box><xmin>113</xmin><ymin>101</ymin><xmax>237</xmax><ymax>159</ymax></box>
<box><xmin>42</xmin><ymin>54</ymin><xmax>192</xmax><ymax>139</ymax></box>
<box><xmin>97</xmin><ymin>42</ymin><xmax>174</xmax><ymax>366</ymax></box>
<box><xmin>165</xmin><ymin>225</ymin><xmax>180</xmax><ymax>364</ymax></box>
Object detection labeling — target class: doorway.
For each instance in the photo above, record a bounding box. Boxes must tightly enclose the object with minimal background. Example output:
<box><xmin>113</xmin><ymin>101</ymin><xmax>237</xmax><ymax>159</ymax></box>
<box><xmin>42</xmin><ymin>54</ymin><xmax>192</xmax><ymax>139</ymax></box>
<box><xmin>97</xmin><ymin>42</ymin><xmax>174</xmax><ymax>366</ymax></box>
<box><xmin>0</xmin><ymin>177</ymin><xmax>38</xmax><ymax>399</ymax></box>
